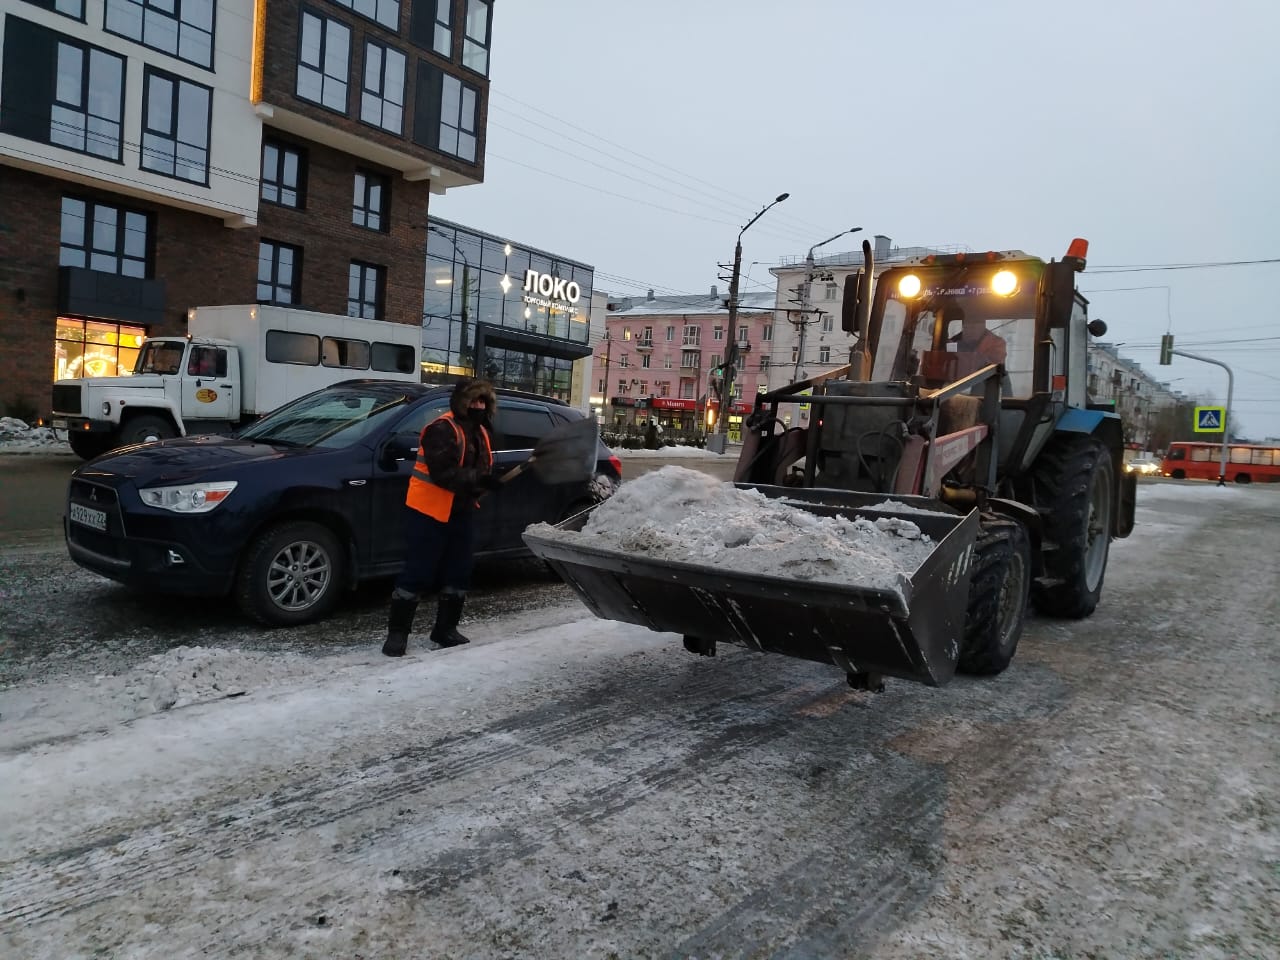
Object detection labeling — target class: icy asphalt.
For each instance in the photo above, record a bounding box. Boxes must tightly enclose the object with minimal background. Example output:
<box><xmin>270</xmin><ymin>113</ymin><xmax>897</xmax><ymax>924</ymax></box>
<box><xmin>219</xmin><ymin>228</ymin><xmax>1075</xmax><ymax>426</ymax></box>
<box><xmin>0</xmin><ymin>478</ymin><xmax>1277</xmax><ymax>959</ymax></box>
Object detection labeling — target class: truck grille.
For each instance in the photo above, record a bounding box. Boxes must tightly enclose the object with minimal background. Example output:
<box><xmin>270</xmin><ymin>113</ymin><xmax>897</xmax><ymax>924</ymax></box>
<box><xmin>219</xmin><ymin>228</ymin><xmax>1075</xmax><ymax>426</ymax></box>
<box><xmin>52</xmin><ymin>384</ymin><xmax>82</xmax><ymax>415</ymax></box>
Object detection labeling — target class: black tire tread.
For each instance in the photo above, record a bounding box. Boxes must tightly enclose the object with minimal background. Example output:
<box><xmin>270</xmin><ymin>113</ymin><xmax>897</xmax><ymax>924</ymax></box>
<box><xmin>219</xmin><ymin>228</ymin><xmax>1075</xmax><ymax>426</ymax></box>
<box><xmin>1028</xmin><ymin>434</ymin><xmax>1112</xmax><ymax>619</ymax></box>
<box><xmin>958</xmin><ymin>519</ymin><xmax>1030</xmax><ymax>676</ymax></box>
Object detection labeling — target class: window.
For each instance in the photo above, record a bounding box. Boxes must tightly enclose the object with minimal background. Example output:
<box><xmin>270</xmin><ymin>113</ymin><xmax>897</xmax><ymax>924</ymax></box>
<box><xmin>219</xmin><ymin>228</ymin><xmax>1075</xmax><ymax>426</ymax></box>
<box><xmin>495</xmin><ymin>407</ymin><xmax>555</xmax><ymax>450</ymax></box>
<box><xmin>682</xmin><ymin>326</ymin><xmax>700</xmax><ymax>346</ymax></box>
<box><xmin>265</xmin><ymin>330</ymin><xmax>320</xmax><ymax>365</ymax></box>
<box><xmin>22</xmin><ymin>0</ymin><xmax>84</xmax><ymax>20</ymax></box>
<box><xmin>361</xmin><ymin>41</ymin><xmax>406</xmax><ymax>134</ymax></box>
<box><xmin>261</xmin><ymin>141</ymin><xmax>304</xmax><ymax>207</ymax></box>
<box><xmin>659</xmin><ymin>382</ymin><xmax>670</xmax><ymax>398</ymax></box>
<box><xmin>413</xmin><ymin>63</ymin><xmax>478</xmax><ymax>162</ymax></box>
<box><xmin>105</xmin><ymin>0</ymin><xmax>215</xmax><ymax>70</ymax></box>
<box><xmin>619</xmin><ymin>354</ymin><xmax>629</xmax><ymax>368</ymax></box>
<box><xmin>681</xmin><ymin>351</ymin><xmax>699</xmax><ymax>368</ymax></box>
<box><xmin>762</xmin><ymin>324</ymin><xmax>773</xmax><ymax>341</ymax></box>
<box><xmin>713</xmin><ymin>325</ymin><xmax>724</xmax><ymax>341</ymax></box>
<box><xmin>54</xmin><ymin>41</ymin><xmax>125</xmax><ymax>160</ymax></box>
<box><xmin>257</xmin><ymin>241</ymin><xmax>301</xmax><ymax>305</ymax></box>
<box><xmin>639</xmin><ymin>381</ymin><xmax>647</xmax><ymax>395</ymax></box>
<box><xmin>461</xmin><ymin>0</ymin><xmax>490</xmax><ymax>75</ymax></box>
<box><xmin>298</xmin><ymin>12</ymin><xmax>351</xmax><ymax>113</ymax></box>
<box><xmin>54</xmin><ymin>318</ymin><xmax>146</xmax><ymax>380</ymax></box>
<box><xmin>825</xmin><ymin>282</ymin><xmax>838</xmax><ymax>300</ymax></box>
<box><xmin>322</xmin><ymin>337</ymin><xmax>371</xmax><ymax>369</ymax></box>
<box><xmin>352</xmin><ymin>170</ymin><xmax>389</xmax><ymax>230</ymax></box>
<box><xmin>187</xmin><ymin>345</ymin><xmax>226</xmax><ymax>377</ymax></box>
<box><xmin>819</xmin><ymin>347</ymin><xmax>831</xmax><ymax>363</ymax></box>
<box><xmin>141</xmin><ymin>68</ymin><xmax>211</xmax><ymax>183</ymax></box>
<box><xmin>641</xmin><ymin>354</ymin><xmax>651</xmax><ymax>369</ymax></box>
<box><xmin>663</xmin><ymin>356</ymin><xmax>672</xmax><ymax>369</ymax></box>
<box><xmin>791</xmin><ymin>346</ymin><xmax>799</xmax><ymax>363</ymax></box>
<box><xmin>348</xmin><ymin>261</ymin><xmax>385</xmax><ymax>319</ymax></box>
<box><xmin>438</xmin><ymin>72</ymin><xmax>478</xmax><ymax>161</ymax></box>
<box><xmin>623</xmin><ymin>327</ymin><xmax>631</xmax><ymax>341</ymax></box>
<box><xmin>665</xmin><ymin>325</ymin><xmax>675</xmax><ymax>342</ymax></box>
<box><xmin>821</xmin><ymin>315</ymin><xmax>833</xmax><ymax>332</ymax></box>
<box><xmin>410</xmin><ymin>0</ymin><xmax>452</xmax><ymax>57</ymax></box>
<box><xmin>760</xmin><ymin>357</ymin><xmax>770</xmax><ymax>369</ymax></box>
<box><xmin>0</xmin><ymin>21</ymin><xmax>122</xmax><ymax>159</ymax></box>
<box><xmin>59</xmin><ymin>197</ymin><xmax>150</xmax><ymax>277</ymax></box>
<box><xmin>737</xmin><ymin>325</ymin><xmax>748</xmax><ymax>343</ymax></box>
<box><xmin>330</xmin><ymin>0</ymin><xmax>399</xmax><ymax>31</ymax></box>
<box><xmin>597</xmin><ymin>378</ymin><xmax>605</xmax><ymax>393</ymax></box>
<box><xmin>642</xmin><ymin>326</ymin><xmax>653</xmax><ymax>345</ymax></box>
<box><xmin>371</xmin><ymin>341</ymin><xmax>415</xmax><ymax>373</ymax></box>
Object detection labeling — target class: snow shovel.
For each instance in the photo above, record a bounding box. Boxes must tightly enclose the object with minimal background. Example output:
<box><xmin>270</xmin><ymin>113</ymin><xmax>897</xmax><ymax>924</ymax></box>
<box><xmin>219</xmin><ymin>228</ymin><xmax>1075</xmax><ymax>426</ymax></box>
<box><xmin>498</xmin><ymin>417</ymin><xmax>600</xmax><ymax>486</ymax></box>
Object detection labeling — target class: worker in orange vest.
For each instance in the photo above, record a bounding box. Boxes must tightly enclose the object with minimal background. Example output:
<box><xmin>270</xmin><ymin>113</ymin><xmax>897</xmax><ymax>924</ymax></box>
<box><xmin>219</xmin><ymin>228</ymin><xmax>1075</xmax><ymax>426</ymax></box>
<box><xmin>383</xmin><ymin>378</ymin><xmax>500</xmax><ymax>657</ymax></box>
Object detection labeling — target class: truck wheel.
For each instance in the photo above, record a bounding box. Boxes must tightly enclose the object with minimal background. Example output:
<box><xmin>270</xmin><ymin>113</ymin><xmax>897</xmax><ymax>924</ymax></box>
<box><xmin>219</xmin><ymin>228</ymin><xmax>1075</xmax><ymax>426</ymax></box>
<box><xmin>1030</xmin><ymin>435</ymin><xmax>1114</xmax><ymax>618</ymax></box>
<box><xmin>120</xmin><ymin>415</ymin><xmax>175</xmax><ymax>446</ymax></box>
<box><xmin>68</xmin><ymin>432</ymin><xmax>111</xmax><ymax>460</ymax></box>
<box><xmin>235</xmin><ymin>521</ymin><xmax>345</xmax><ymax>626</ymax></box>
<box><xmin>958</xmin><ymin>519</ymin><xmax>1030</xmax><ymax>675</ymax></box>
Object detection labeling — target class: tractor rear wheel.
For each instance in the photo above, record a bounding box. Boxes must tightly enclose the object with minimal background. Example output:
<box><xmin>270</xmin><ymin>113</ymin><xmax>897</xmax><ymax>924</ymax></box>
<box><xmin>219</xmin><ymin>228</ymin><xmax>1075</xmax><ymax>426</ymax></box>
<box><xmin>959</xmin><ymin>518</ymin><xmax>1031</xmax><ymax>675</ymax></box>
<box><xmin>1030</xmin><ymin>435</ymin><xmax>1114</xmax><ymax>618</ymax></box>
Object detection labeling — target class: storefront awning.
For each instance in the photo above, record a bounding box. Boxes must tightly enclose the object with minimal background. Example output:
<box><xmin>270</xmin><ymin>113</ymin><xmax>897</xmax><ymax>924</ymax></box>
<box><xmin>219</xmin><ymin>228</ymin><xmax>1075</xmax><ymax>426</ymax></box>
<box><xmin>476</xmin><ymin>323</ymin><xmax>592</xmax><ymax>362</ymax></box>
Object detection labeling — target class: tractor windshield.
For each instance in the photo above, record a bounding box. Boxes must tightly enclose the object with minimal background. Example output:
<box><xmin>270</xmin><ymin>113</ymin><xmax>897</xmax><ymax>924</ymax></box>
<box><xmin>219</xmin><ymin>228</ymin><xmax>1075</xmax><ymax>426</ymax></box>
<box><xmin>871</xmin><ymin>261</ymin><xmax>1043</xmax><ymax>397</ymax></box>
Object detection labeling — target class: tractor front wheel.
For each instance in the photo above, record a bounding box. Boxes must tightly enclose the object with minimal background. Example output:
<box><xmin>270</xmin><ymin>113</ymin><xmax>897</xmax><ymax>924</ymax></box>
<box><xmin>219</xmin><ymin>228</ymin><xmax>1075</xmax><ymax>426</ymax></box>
<box><xmin>1030</xmin><ymin>435</ymin><xmax>1114</xmax><ymax>618</ymax></box>
<box><xmin>959</xmin><ymin>518</ymin><xmax>1031</xmax><ymax>676</ymax></box>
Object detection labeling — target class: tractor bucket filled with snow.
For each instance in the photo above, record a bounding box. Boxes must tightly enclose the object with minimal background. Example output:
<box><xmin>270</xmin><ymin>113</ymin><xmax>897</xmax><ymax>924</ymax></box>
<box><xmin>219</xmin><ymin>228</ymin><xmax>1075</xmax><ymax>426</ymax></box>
<box><xmin>523</xmin><ymin>468</ymin><xmax>982</xmax><ymax>687</ymax></box>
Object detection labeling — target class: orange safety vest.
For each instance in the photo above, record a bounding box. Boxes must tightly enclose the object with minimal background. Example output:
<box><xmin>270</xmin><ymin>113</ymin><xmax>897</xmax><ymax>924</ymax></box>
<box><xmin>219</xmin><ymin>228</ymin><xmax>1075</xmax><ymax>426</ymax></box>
<box><xmin>405</xmin><ymin>413</ymin><xmax>494</xmax><ymax>521</ymax></box>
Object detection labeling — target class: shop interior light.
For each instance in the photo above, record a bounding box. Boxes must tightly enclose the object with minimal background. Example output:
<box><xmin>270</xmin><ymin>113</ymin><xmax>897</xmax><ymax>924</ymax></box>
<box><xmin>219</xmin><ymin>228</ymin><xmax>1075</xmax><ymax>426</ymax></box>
<box><xmin>434</xmin><ymin>278</ymin><xmax>452</xmax><ymax>285</ymax></box>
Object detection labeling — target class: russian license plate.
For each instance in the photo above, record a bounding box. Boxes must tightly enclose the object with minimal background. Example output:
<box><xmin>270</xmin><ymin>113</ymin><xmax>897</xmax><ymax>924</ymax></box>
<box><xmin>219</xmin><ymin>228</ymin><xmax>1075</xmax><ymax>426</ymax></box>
<box><xmin>69</xmin><ymin>502</ymin><xmax>107</xmax><ymax>532</ymax></box>
<box><xmin>51</xmin><ymin>419</ymin><xmax>67</xmax><ymax>429</ymax></box>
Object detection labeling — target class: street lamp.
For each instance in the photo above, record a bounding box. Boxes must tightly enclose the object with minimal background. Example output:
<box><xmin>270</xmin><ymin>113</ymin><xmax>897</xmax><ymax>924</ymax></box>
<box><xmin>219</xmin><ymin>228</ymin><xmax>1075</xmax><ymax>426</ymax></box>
<box><xmin>717</xmin><ymin>192</ymin><xmax>789</xmax><ymax>437</ymax></box>
<box><xmin>794</xmin><ymin>227</ymin><xmax>862</xmax><ymax>382</ymax></box>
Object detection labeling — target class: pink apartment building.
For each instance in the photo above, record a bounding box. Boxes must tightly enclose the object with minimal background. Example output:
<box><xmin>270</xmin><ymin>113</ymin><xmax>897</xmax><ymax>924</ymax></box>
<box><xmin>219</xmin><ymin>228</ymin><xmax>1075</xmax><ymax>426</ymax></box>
<box><xmin>601</xmin><ymin>289</ymin><xmax>776</xmax><ymax>437</ymax></box>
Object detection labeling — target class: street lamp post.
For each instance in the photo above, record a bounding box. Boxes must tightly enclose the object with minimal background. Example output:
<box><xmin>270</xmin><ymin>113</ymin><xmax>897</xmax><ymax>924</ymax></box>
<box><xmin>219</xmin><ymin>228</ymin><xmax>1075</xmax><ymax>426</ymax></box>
<box><xmin>717</xmin><ymin>192</ymin><xmax>790</xmax><ymax>437</ymax></box>
<box><xmin>793</xmin><ymin>227</ymin><xmax>862</xmax><ymax>382</ymax></box>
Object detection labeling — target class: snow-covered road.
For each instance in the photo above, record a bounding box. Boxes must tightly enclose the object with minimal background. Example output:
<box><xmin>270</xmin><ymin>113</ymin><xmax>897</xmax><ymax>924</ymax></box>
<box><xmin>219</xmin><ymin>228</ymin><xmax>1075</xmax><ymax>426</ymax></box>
<box><xmin>1</xmin><ymin>482</ymin><xmax>1277</xmax><ymax>959</ymax></box>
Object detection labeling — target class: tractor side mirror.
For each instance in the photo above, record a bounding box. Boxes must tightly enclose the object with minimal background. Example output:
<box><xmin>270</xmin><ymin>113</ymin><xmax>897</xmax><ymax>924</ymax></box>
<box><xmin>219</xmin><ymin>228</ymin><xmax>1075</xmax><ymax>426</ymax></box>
<box><xmin>1087</xmin><ymin>319</ymin><xmax>1108</xmax><ymax>337</ymax></box>
<box><xmin>840</xmin><ymin>272</ymin><xmax>861</xmax><ymax>333</ymax></box>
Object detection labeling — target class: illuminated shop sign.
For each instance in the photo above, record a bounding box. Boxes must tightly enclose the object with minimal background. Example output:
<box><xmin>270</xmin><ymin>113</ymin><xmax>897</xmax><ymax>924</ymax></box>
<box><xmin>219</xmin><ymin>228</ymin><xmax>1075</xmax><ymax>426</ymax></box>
<box><xmin>522</xmin><ymin>270</ymin><xmax>582</xmax><ymax>315</ymax></box>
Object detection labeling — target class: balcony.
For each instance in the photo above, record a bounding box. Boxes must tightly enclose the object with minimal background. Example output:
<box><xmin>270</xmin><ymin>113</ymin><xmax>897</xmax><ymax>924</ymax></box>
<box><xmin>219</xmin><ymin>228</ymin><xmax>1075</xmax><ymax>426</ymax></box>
<box><xmin>735</xmin><ymin>340</ymin><xmax>752</xmax><ymax>353</ymax></box>
<box><xmin>636</xmin><ymin>338</ymin><xmax>654</xmax><ymax>351</ymax></box>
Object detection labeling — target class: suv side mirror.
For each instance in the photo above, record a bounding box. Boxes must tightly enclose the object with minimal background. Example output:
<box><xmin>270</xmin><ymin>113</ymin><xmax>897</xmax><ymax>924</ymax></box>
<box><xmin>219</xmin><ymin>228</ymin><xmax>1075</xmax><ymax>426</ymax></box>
<box><xmin>379</xmin><ymin>433</ymin><xmax>418</xmax><ymax>467</ymax></box>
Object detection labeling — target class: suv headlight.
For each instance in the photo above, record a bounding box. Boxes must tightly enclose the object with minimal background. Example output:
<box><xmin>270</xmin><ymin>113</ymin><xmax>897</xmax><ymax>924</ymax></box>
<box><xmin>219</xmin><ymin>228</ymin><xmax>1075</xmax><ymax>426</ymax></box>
<box><xmin>139</xmin><ymin>481</ymin><xmax>237</xmax><ymax>513</ymax></box>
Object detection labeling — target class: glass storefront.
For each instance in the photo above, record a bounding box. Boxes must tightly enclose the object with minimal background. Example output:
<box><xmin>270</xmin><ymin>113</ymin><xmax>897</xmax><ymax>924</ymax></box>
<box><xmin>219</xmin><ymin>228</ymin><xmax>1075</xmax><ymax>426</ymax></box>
<box><xmin>54</xmin><ymin>317</ymin><xmax>147</xmax><ymax>380</ymax></box>
<box><xmin>423</xmin><ymin>219</ymin><xmax>593</xmax><ymax>398</ymax></box>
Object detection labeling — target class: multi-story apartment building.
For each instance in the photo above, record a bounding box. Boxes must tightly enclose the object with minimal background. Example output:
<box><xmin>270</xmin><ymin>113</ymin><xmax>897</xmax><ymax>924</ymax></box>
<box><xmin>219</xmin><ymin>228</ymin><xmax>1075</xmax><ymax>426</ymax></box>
<box><xmin>0</xmin><ymin>0</ymin><xmax>492</xmax><ymax>416</ymax></box>
<box><xmin>601</xmin><ymin>289</ymin><xmax>774</xmax><ymax>437</ymax></box>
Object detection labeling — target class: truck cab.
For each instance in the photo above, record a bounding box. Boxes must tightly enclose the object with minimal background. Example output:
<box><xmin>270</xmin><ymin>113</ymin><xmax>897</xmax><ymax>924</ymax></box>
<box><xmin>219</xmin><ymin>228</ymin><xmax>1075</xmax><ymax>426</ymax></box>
<box><xmin>52</xmin><ymin>337</ymin><xmax>242</xmax><ymax>459</ymax></box>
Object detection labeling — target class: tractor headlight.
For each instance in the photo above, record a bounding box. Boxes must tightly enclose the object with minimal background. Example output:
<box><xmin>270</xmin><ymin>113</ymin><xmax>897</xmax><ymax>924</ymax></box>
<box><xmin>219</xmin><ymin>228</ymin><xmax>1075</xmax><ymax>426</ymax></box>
<box><xmin>897</xmin><ymin>273</ymin><xmax>922</xmax><ymax>298</ymax></box>
<box><xmin>139</xmin><ymin>481</ymin><xmax>238</xmax><ymax>513</ymax></box>
<box><xmin>991</xmin><ymin>270</ymin><xmax>1018</xmax><ymax>296</ymax></box>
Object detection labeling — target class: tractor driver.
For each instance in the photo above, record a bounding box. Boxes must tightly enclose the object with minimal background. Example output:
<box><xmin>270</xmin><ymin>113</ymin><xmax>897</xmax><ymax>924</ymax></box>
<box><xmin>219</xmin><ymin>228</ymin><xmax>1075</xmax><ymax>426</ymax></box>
<box><xmin>946</xmin><ymin>305</ymin><xmax>1007</xmax><ymax>368</ymax></box>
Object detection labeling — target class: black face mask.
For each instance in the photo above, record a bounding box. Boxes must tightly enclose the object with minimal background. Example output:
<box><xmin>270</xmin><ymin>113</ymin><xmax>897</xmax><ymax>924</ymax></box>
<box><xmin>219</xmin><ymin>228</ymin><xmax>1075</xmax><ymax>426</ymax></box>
<box><xmin>466</xmin><ymin>407</ymin><xmax>488</xmax><ymax>425</ymax></box>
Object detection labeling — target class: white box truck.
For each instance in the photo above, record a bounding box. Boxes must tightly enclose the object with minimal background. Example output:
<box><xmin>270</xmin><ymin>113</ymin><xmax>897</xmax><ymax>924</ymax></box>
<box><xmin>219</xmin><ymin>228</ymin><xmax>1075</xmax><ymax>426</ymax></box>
<box><xmin>51</xmin><ymin>305</ymin><xmax>422</xmax><ymax>459</ymax></box>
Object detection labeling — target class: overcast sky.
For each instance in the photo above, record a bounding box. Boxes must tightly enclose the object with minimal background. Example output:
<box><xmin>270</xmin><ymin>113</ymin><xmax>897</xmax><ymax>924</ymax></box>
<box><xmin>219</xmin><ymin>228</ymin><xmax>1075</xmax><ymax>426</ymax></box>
<box><xmin>432</xmin><ymin>0</ymin><xmax>1280</xmax><ymax>439</ymax></box>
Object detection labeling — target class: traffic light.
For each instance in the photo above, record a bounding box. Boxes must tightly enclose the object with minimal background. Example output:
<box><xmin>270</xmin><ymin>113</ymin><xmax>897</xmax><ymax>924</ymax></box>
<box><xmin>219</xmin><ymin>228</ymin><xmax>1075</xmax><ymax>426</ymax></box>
<box><xmin>1159</xmin><ymin>334</ymin><xmax>1174</xmax><ymax>365</ymax></box>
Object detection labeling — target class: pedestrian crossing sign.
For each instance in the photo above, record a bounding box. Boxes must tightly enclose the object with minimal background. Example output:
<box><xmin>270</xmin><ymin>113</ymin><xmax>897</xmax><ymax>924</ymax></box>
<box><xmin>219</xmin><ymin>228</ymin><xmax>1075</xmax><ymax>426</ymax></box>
<box><xmin>1194</xmin><ymin>406</ymin><xmax>1225</xmax><ymax>432</ymax></box>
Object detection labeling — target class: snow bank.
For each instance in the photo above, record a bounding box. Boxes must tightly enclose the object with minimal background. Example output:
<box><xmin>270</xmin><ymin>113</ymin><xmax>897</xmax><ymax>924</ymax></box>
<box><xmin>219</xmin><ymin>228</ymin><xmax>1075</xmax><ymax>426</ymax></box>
<box><xmin>530</xmin><ymin>465</ymin><xmax>935</xmax><ymax>595</ymax></box>
<box><xmin>0</xmin><ymin>417</ymin><xmax>67</xmax><ymax>454</ymax></box>
<box><xmin>611</xmin><ymin>445</ymin><xmax>724</xmax><ymax>460</ymax></box>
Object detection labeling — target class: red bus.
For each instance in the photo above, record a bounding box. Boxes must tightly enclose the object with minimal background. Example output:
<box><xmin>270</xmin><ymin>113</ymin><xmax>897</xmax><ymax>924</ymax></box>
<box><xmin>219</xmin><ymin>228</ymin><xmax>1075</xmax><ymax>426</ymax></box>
<box><xmin>1160</xmin><ymin>441</ymin><xmax>1280</xmax><ymax>484</ymax></box>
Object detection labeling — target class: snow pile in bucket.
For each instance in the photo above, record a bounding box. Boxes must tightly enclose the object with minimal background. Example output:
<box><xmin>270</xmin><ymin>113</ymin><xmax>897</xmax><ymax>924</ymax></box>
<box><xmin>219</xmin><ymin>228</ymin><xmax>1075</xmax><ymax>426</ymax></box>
<box><xmin>530</xmin><ymin>465</ymin><xmax>935</xmax><ymax>594</ymax></box>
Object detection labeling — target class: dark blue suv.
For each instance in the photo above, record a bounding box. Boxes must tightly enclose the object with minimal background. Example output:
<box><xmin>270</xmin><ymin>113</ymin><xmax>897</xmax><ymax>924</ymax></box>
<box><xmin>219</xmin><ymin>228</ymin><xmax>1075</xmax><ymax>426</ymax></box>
<box><xmin>65</xmin><ymin>381</ymin><xmax>622</xmax><ymax>625</ymax></box>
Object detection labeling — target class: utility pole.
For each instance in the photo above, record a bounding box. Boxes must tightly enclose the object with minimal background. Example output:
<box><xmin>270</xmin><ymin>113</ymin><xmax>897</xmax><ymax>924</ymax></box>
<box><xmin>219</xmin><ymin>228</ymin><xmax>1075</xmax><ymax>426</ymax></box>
<box><xmin>792</xmin><ymin>227</ymin><xmax>862</xmax><ymax>385</ymax></box>
<box><xmin>716</xmin><ymin>192</ymin><xmax>790</xmax><ymax>440</ymax></box>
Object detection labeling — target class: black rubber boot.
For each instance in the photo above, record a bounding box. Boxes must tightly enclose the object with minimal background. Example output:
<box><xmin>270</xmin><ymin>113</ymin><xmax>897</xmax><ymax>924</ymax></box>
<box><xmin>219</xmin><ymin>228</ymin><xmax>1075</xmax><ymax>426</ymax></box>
<box><xmin>430</xmin><ymin>592</ymin><xmax>470</xmax><ymax>648</ymax></box>
<box><xmin>382</xmin><ymin>595</ymin><xmax>419</xmax><ymax>657</ymax></box>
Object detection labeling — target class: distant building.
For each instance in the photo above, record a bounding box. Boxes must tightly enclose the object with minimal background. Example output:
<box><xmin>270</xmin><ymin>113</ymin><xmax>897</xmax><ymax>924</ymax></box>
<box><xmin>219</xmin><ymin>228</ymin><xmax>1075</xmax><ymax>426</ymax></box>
<box><xmin>602</xmin><ymin>288</ymin><xmax>775</xmax><ymax>438</ymax></box>
<box><xmin>0</xmin><ymin>0</ymin><xmax>494</xmax><ymax>416</ymax></box>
